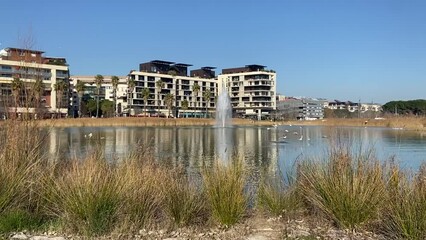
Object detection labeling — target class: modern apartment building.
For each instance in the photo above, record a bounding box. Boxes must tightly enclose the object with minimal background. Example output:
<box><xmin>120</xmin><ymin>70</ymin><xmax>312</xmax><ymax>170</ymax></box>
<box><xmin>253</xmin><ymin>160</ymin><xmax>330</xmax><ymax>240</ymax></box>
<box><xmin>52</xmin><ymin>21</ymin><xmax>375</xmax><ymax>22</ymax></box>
<box><xmin>0</xmin><ymin>47</ymin><xmax>70</xmax><ymax>118</ymax></box>
<box><xmin>128</xmin><ymin>60</ymin><xmax>217</xmax><ymax>117</ymax></box>
<box><xmin>218</xmin><ymin>65</ymin><xmax>276</xmax><ymax>120</ymax></box>
<box><xmin>70</xmin><ymin>75</ymin><xmax>128</xmax><ymax>117</ymax></box>
<box><xmin>277</xmin><ymin>97</ymin><xmax>325</xmax><ymax>120</ymax></box>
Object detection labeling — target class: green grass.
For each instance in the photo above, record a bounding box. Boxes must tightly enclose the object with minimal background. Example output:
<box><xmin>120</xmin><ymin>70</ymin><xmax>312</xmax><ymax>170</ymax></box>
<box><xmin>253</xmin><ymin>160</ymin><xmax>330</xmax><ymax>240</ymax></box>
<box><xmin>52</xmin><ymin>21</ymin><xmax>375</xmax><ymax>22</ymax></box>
<box><xmin>297</xmin><ymin>145</ymin><xmax>386</xmax><ymax>230</ymax></box>
<box><xmin>202</xmin><ymin>161</ymin><xmax>247</xmax><ymax>227</ymax></box>
<box><xmin>0</xmin><ymin>209</ymin><xmax>44</xmax><ymax>234</ymax></box>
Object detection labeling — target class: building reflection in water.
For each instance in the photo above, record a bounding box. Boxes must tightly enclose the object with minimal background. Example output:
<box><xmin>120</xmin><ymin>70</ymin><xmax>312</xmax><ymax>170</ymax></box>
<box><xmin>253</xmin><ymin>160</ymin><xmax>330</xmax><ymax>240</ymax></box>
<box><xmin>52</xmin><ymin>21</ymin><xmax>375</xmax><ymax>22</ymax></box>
<box><xmin>47</xmin><ymin>125</ymin><xmax>426</xmax><ymax>174</ymax></box>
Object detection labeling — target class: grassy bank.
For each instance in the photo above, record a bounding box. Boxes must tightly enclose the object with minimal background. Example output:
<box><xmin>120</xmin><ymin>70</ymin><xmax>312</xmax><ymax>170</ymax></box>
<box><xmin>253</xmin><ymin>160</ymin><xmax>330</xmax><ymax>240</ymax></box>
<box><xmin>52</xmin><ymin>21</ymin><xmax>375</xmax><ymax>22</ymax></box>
<box><xmin>25</xmin><ymin>116</ymin><xmax>426</xmax><ymax>131</ymax></box>
<box><xmin>2</xmin><ymin>120</ymin><xmax>426</xmax><ymax>239</ymax></box>
<box><xmin>286</xmin><ymin>116</ymin><xmax>426</xmax><ymax>131</ymax></box>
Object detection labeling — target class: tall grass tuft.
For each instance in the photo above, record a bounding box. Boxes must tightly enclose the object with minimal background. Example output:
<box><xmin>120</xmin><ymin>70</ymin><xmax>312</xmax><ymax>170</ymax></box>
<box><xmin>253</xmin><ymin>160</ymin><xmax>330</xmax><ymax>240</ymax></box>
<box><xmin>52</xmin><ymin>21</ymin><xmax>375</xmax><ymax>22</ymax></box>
<box><xmin>257</xmin><ymin>171</ymin><xmax>301</xmax><ymax>217</ymax></box>
<box><xmin>117</xmin><ymin>157</ymin><xmax>164</xmax><ymax>231</ymax></box>
<box><xmin>202</xmin><ymin>161</ymin><xmax>247</xmax><ymax>226</ymax></box>
<box><xmin>381</xmin><ymin>163</ymin><xmax>426</xmax><ymax>239</ymax></box>
<box><xmin>162</xmin><ymin>170</ymin><xmax>208</xmax><ymax>227</ymax></box>
<box><xmin>298</xmin><ymin>144</ymin><xmax>386</xmax><ymax>230</ymax></box>
<box><xmin>44</xmin><ymin>154</ymin><xmax>123</xmax><ymax>236</ymax></box>
<box><xmin>0</xmin><ymin>120</ymin><xmax>48</xmax><ymax>234</ymax></box>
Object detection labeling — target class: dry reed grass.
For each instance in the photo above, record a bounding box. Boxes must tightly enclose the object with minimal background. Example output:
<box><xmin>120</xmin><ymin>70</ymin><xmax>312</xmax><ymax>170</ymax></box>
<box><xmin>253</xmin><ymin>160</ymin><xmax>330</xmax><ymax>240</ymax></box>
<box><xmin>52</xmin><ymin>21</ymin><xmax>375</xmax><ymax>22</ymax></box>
<box><xmin>297</xmin><ymin>142</ymin><xmax>386</xmax><ymax>230</ymax></box>
<box><xmin>286</xmin><ymin>116</ymin><xmax>426</xmax><ymax>131</ymax></box>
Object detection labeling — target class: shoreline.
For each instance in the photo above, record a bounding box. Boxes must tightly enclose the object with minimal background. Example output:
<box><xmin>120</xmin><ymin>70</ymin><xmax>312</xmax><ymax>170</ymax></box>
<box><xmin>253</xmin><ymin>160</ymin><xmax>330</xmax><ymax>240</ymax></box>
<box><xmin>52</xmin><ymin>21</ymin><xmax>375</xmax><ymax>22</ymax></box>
<box><xmin>31</xmin><ymin>116</ymin><xmax>426</xmax><ymax>131</ymax></box>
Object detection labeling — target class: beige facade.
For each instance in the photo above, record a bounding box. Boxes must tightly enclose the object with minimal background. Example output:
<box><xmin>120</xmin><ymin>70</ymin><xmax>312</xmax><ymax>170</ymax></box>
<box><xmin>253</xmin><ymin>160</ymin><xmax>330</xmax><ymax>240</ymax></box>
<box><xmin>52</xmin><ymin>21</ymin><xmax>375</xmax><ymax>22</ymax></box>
<box><xmin>218</xmin><ymin>66</ymin><xmax>277</xmax><ymax>119</ymax></box>
<box><xmin>0</xmin><ymin>48</ymin><xmax>70</xmax><ymax>117</ymax></box>
<box><xmin>70</xmin><ymin>75</ymin><xmax>128</xmax><ymax>116</ymax></box>
<box><xmin>129</xmin><ymin>71</ymin><xmax>217</xmax><ymax>117</ymax></box>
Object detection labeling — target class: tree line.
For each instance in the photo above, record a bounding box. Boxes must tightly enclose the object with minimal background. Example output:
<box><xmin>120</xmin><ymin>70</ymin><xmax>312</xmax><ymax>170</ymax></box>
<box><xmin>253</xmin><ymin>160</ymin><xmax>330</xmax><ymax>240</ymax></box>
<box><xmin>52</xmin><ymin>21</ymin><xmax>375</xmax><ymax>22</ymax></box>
<box><xmin>382</xmin><ymin>99</ymin><xmax>426</xmax><ymax>116</ymax></box>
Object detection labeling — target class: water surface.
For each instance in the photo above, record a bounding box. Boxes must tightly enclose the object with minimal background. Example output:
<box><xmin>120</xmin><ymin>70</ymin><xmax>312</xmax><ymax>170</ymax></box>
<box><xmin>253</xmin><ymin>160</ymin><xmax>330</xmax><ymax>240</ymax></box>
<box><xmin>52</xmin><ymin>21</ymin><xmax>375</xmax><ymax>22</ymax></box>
<box><xmin>48</xmin><ymin>125</ymin><xmax>426</xmax><ymax>171</ymax></box>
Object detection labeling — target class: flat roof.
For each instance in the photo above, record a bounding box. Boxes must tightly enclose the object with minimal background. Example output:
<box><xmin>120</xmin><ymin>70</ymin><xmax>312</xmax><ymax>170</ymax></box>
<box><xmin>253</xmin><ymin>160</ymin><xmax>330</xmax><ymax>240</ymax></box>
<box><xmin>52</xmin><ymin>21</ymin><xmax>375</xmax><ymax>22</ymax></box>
<box><xmin>201</xmin><ymin>66</ymin><xmax>216</xmax><ymax>70</ymax></box>
<box><xmin>246</xmin><ymin>64</ymin><xmax>266</xmax><ymax>69</ymax></box>
<box><xmin>150</xmin><ymin>60</ymin><xmax>175</xmax><ymax>65</ymax></box>
<box><xmin>5</xmin><ymin>47</ymin><xmax>45</xmax><ymax>54</ymax></box>
<box><xmin>174</xmin><ymin>63</ymin><xmax>192</xmax><ymax>67</ymax></box>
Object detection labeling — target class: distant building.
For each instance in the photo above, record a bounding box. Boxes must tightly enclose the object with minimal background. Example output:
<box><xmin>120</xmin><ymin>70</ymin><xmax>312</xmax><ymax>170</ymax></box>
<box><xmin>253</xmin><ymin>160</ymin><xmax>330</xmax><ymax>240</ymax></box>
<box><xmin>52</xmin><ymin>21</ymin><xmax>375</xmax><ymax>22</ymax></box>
<box><xmin>0</xmin><ymin>47</ymin><xmax>70</xmax><ymax>118</ymax></box>
<box><xmin>326</xmin><ymin>100</ymin><xmax>359</xmax><ymax>112</ymax></box>
<box><xmin>277</xmin><ymin>97</ymin><xmax>325</xmax><ymax>120</ymax></box>
<box><xmin>325</xmin><ymin>100</ymin><xmax>382</xmax><ymax>113</ymax></box>
<box><xmin>70</xmin><ymin>75</ymin><xmax>128</xmax><ymax>117</ymax></box>
<box><xmin>218</xmin><ymin>64</ymin><xmax>276</xmax><ymax>120</ymax></box>
<box><xmin>129</xmin><ymin>60</ymin><xmax>217</xmax><ymax>117</ymax></box>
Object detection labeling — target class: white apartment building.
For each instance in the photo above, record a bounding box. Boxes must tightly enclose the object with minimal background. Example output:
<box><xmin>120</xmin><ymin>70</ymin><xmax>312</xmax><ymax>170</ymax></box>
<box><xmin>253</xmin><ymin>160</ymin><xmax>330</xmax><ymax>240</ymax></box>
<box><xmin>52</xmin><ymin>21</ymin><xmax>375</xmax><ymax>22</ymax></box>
<box><xmin>70</xmin><ymin>75</ymin><xmax>128</xmax><ymax>117</ymax></box>
<box><xmin>128</xmin><ymin>60</ymin><xmax>217</xmax><ymax>117</ymax></box>
<box><xmin>0</xmin><ymin>47</ymin><xmax>70</xmax><ymax>118</ymax></box>
<box><xmin>218</xmin><ymin>65</ymin><xmax>276</xmax><ymax>120</ymax></box>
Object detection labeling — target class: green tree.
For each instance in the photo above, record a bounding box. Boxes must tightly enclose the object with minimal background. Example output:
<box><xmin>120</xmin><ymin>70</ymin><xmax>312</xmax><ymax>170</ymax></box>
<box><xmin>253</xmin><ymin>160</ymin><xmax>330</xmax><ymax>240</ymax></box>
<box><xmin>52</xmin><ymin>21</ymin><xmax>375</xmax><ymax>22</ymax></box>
<box><xmin>111</xmin><ymin>76</ymin><xmax>119</xmax><ymax>117</ymax></box>
<box><xmin>100</xmin><ymin>99</ymin><xmax>114</xmax><ymax>117</ymax></box>
<box><xmin>53</xmin><ymin>79</ymin><xmax>67</xmax><ymax>118</ymax></box>
<box><xmin>181</xmin><ymin>99</ymin><xmax>189</xmax><ymax>118</ymax></box>
<box><xmin>156</xmin><ymin>80</ymin><xmax>165</xmax><ymax>116</ymax></box>
<box><xmin>192</xmin><ymin>82</ymin><xmax>200</xmax><ymax>117</ymax></box>
<box><xmin>164</xmin><ymin>93</ymin><xmax>175</xmax><ymax>118</ymax></box>
<box><xmin>94</xmin><ymin>74</ymin><xmax>104</xmax><ymax>118</ymax></box>
<box><xmin>32</xmin><ymin>78</ymin><xmax>44</xmax><ymax>108</ymax></box>
<box><xmin>141</xmin><ymin>87</ymin><xmax>151</xmax><ymax>117</ymax></box>
<box><xmin>203</xmin><ymin>89</ymin><xmax>211</xmax><ymax>118</ymax></box>
<box><xmin>11</xmin><ymin>77</ymin><xmax>23</xmax><ymax>115</ymax></box>
<box><xmin>127</xmin><ymin>76</ymin><xmax>136</xmax><ymax>116</ymax></box>
<box><xmin>86</xmin><ymin>99</ymin><xmax>97</xmax><ymax>117</ymax></box>
<box><xmin>75</xmin><ymin>80</ymin><xmax>85</xmax><ymax>118</ymax></box>
<box><xmin>383</xmin><ymin>100</ymin><xmax>426</xmax><ymax>116</ymax></box>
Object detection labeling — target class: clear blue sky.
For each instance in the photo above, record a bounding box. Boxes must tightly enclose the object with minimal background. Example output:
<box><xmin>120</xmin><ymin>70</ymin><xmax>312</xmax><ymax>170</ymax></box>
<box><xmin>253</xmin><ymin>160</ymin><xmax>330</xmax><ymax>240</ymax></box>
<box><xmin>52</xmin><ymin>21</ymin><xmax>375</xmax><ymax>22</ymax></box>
<box><xmin>1</xmin><ymin>0</ymin><xmax>425</xmax><ymax>104</ymax></box>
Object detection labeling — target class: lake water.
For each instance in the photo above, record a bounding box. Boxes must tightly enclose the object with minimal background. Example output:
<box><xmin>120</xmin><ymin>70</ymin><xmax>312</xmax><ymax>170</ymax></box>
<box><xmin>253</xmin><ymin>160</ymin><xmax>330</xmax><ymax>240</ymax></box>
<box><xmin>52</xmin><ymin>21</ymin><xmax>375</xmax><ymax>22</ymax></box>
<box><xmin>48</xmin><ymin>125</ymin><xmax>426</xmax><ymax>171</ymax></box>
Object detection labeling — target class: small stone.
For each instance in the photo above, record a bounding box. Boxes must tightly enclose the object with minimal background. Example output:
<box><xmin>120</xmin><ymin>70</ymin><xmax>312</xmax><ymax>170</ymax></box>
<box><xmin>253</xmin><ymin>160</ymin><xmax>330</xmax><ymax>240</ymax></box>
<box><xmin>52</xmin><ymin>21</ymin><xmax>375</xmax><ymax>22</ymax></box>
<box><xmin>11</xmin><ymin>233</ymin><xmax>28</xmax><ymax>240</ymax></box>
<box><xmin>50</xmin><ymin>237</ymin><xmax>66</xmax><ymax>240</ymax></box>
<box><xmin>148</xmin><ymin>231</ymin><xmax>154</xmax><ymax>235</ymax></box>
<box><xmin>30</xmin><ymin>237</ymin><xmax>50</xmax><ymax>240</ymax></box>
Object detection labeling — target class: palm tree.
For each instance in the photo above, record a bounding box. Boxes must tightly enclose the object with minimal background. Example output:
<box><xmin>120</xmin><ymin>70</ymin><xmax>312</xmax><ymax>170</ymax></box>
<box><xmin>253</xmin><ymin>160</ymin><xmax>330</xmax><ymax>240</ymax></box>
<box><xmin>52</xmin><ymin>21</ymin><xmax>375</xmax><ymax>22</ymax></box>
<box><xmin>32</xmin><ymin>78</ymin><xmax>44</xmax><ymax>108</ymax></box>
<box><xmin>127</xmin><ymin>76</ymin><xmax>136</xmax><ymax>116</ymax></box>
<box><xmin>94</xmin><ymin>74</ymin><xmax>104</xmax><ymax>118</ymax></box>
<box><xmin>164</xmin><ymin>93</ymin><xmax>175</xmax><ymax>118</ymax></box>
<box><xmin>53</xmin><ymin>80</ymin><xmax>67</xmax><ymax>118</ymax></box>
<box><xmin>181</xmin><ymin>99</ymin><xmax>189</xmax><ymax>118</ymax></box>
<box><xmin>156</xmin><ymin>80</ymin><xmax>164</xmax><ymax>116</ymax></box>
<box><xmin>111</xmin><ymin>76</ymin><xmax>119</xmax><ymax>117</ymax></box>
<box><xmin>141</xmin><ymin>87</ymin><xmax>150</xmax><ymax>117</ymax></box>
<box><xmin>203</xmin><ymin>89</ymin><xmax>211</xmax><ymax>118</ymax></box>
<box><xmin>192</xmin><ymin>82</ymin><xmax>200</xmax><ymax>117</ymax></box>
<box><xmin>75</xmin><ymin>80</ymin><xmax>85</xmax><ymax>118</ymax></box>
<box><xmin>11</xmin><ymin>77</ymin><xmax>23</xmax><ymax>116</ymax></box>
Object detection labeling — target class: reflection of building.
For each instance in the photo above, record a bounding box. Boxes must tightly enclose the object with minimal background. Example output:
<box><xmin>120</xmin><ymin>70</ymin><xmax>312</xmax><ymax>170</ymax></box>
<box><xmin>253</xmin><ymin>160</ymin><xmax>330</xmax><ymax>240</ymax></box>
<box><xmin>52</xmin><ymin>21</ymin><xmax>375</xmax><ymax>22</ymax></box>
<box><xmin>277</xmin><ymin>97</ymin><xmax>325</xmax><ymax>120</ymax></box>
<box><xmin>218</xmin><ymin>65</ymin><xmax>276</xmax><ymax>120</ymax></box>
<box><xmin>129</xmin><ymin>60</ymin><xmax>217</xmax><ymax>117</ymax></box>
<box><xmin>0</xmin><ymin>47</ymin><xmax>70</xmax><ymax>117</ymax></box>
<box><xmin>70</xmin><ymin>75</ymin><xmax>128</xmax><ymax>116</ymax></box>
